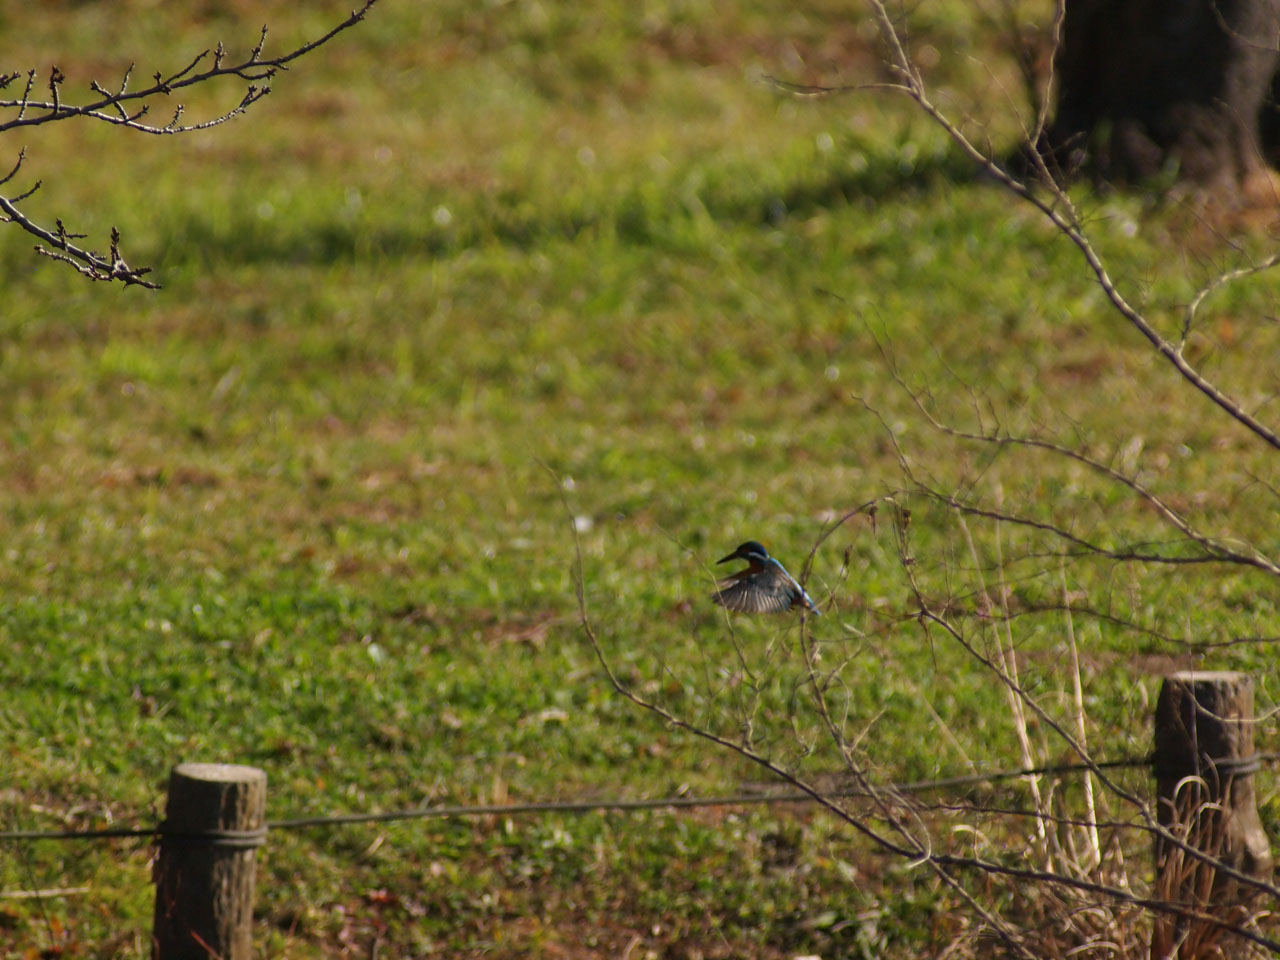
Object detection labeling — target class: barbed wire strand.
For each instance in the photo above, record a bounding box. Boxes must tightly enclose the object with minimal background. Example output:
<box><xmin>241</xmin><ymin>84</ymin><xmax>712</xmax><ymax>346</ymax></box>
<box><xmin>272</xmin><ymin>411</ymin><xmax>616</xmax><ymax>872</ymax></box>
<box><xmin>3</xmin><ymin>752</ymin><xmax>1275</xmax><ymax>844</ymax></box>
<box><xmin>0</xmin><ymin>752</ymin><xmax>1164</xmax><ymax>842</ymax></box>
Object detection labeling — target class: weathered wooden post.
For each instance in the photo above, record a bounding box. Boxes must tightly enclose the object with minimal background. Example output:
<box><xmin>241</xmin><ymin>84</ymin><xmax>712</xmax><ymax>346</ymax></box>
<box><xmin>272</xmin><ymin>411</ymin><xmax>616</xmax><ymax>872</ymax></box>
<box><xmin>1150</xmin><ymin>672</ymin><xmax>1272</xmax><ymax>960</ymax></box>
<box><xmin>152</xmin><ymin>763</ymin><xmax>267</xmax><ymax>960</ymax></box>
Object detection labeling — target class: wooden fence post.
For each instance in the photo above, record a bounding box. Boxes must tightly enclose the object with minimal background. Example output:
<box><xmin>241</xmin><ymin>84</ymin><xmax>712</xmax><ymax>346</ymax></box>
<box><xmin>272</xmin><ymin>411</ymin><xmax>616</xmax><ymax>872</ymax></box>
<box><xmin>1150</xmin><ymin>671</ymin><xmax>1272</xmax><ymax>960</ymax></box>
<box><xmin>152</xmin><ymin>763</ymin><xmax>267</xmax><ymax>960</ymax></box>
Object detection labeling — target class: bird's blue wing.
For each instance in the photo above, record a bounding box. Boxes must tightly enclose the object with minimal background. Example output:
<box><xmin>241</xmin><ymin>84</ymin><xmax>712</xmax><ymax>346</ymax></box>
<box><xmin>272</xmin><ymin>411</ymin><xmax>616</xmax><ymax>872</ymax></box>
<box><xmin>712</xmin><ymin>575</ymin><xmax>796</xmax><ymax>613</ymax></box>
<box><xmin>769</xmin><ymin>558</ymin><xmax>821</xmax><ymax>615</ymax></box>
<box><xmin>713</xmin><ymin>559</ymin><xmax>812</xmax><ymax>614</ymax></box>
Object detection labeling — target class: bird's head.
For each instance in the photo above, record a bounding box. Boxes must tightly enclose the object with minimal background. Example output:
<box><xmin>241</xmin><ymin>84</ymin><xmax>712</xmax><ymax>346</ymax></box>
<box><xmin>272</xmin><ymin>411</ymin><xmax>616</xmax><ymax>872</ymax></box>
<box><xmin>718</xmin><ymin>541</ymin><xmax>770</xmax><ymax>565</ymax></box>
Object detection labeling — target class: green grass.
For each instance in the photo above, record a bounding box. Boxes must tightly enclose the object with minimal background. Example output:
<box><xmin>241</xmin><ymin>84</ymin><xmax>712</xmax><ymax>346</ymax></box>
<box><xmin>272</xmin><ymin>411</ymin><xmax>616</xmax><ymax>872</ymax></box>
<box><xmin>3</xmin><ymin>1</ymin><xmax>1280</xmax><ymax>956</ymax></box>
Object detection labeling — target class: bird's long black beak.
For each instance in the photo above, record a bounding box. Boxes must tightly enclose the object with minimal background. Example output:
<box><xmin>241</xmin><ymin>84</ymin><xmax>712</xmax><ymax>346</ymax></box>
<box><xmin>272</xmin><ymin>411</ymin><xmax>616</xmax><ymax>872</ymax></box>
<box><xmin>717</xmin><ymin>550</ymin><xmax>739</xmax><ymax>565</ymax></box>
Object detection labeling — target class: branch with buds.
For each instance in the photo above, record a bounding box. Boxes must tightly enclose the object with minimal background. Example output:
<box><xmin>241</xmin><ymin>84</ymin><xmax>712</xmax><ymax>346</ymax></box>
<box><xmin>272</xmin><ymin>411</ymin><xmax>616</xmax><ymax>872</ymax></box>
<box><xmin>0</xmin><ymin>0</ymin><xmax>380</xmax><ymax>287</ymax></box>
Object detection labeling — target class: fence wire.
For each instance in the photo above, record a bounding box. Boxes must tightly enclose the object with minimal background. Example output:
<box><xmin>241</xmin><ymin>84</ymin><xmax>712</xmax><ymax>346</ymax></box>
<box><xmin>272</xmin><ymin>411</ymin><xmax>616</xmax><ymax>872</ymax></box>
<box><xmin>5</xmin><ymin>751</ymin><xmax>1259</xmax><ymax>844</ymax></box>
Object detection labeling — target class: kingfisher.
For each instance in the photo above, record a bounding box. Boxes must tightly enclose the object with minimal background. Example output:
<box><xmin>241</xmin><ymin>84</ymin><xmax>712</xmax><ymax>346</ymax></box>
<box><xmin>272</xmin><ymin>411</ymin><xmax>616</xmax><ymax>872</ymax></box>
<box><xmin>711</xmin><ymin>541</ymin><xmax>821</xmax><ymax>615</ymax></box>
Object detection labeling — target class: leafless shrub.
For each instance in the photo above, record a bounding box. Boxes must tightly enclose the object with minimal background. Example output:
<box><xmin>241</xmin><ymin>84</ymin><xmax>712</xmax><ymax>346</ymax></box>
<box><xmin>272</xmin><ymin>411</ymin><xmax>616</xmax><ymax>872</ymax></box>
<box><xmin>575</xmin><ymin>1</ymin><xmax>1280</xmax><ymax>956</ymax></box>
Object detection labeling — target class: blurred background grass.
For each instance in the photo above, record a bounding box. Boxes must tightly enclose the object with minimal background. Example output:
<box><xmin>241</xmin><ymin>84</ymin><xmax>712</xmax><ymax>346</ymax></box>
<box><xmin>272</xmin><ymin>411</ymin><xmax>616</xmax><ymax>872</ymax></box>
<box><xmin>2</xmin><ymin>1</ymin><xmax>1280</xmax><ymax>956</ymax></box>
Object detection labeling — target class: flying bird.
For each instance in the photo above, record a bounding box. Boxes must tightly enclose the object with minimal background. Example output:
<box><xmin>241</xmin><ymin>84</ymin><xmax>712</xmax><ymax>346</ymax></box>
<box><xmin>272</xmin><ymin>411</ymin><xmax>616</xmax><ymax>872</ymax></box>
<box><xmin>711</xmin><ymin>541</ymin><xmax>820</xmax><ymax>615</ymax></box>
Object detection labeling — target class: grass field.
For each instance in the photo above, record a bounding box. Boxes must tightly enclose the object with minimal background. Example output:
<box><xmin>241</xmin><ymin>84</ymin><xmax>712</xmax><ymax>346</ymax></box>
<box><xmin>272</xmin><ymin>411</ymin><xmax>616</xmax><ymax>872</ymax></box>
<box><xmin>3</xmin><ymin>2</ymin><xmax>1280</xmax><ymax>957</ymax></box>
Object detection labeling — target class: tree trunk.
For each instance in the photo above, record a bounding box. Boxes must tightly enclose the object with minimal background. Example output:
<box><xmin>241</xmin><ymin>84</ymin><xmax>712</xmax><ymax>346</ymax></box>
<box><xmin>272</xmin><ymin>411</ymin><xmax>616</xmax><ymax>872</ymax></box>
<box><xmin>1042</xmin><ymin>0</ymin><xmax>1280</xmax><ymax>191</ymax></box>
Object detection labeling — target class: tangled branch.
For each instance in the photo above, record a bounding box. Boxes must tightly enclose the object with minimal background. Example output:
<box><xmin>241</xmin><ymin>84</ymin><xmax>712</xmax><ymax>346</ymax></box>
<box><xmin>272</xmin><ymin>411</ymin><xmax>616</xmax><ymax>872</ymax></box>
<box><xmin>568</xmin><ymin>500</ymin><xmax>1280</xmax><ymax>956</ymax></box>
<box><xmin>569</xmin><ymin>1</ymin><xmax>1280</xmax><ymax>954</ymax></box>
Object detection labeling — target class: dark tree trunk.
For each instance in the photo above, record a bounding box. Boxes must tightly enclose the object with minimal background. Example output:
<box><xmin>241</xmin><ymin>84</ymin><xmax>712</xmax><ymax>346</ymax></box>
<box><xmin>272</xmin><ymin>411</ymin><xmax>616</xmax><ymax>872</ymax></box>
<box><xmin>1042</xmin><ymin>0</ymin><xmax>1280</xmax><ymax>191</ymax></box>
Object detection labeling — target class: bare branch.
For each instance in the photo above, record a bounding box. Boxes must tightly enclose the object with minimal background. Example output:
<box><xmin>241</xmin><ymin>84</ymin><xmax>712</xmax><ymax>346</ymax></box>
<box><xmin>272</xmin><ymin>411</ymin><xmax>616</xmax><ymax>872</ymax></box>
<box><xmin>250</xmin><ymin>25</ymin><xmax>269</xmax><ymax>64</ymax></box>
<box><xmin>15</xmin><ymin>69</ymin><xmax>35</xmax><ymax>121</ymax></box>
<box><xmin>8</xmin><ymin>175</ymin><xmax>39</xmax><ymax>204</ymax></box>
<box><xmin>849</xmin><ymin>0</ymin><xmax>1280</xmax><ymax>452</ymax></box>
<box><xmin>0</xmin><ymin>193</ymin><xmax>158</xmax><ymax>288</ymax></box>
<box><xmin>0</xmin><ymin>148</ymin><xmax>24</xmax><ymax>187</ymax></box>
<box><xmin>0</xmin><ymin>0</ymin><xmax>382</xmax><ymax>286</ymax></box>
<box><xmin>1182</xmin><ymin>251</ymin><xmax>1280</xmax><ymax>347</ymax></box>
<box><xmin>567</xmin><ymin>483</ymin><xmax>1280</xmax><ymax>955</ymax></box>
<box><xmin>47</xmin><ymin>65</ymin><xmax>64</xmax><ymax>113</ymax></box>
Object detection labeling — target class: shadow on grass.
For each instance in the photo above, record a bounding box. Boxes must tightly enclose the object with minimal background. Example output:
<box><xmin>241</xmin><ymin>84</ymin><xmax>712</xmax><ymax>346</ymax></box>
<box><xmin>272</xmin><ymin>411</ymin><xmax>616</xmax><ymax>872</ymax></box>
<box><xmin>146</xmin><ymin>145</ymin><xmax>980</xmax><ymax>269</ymax></box>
